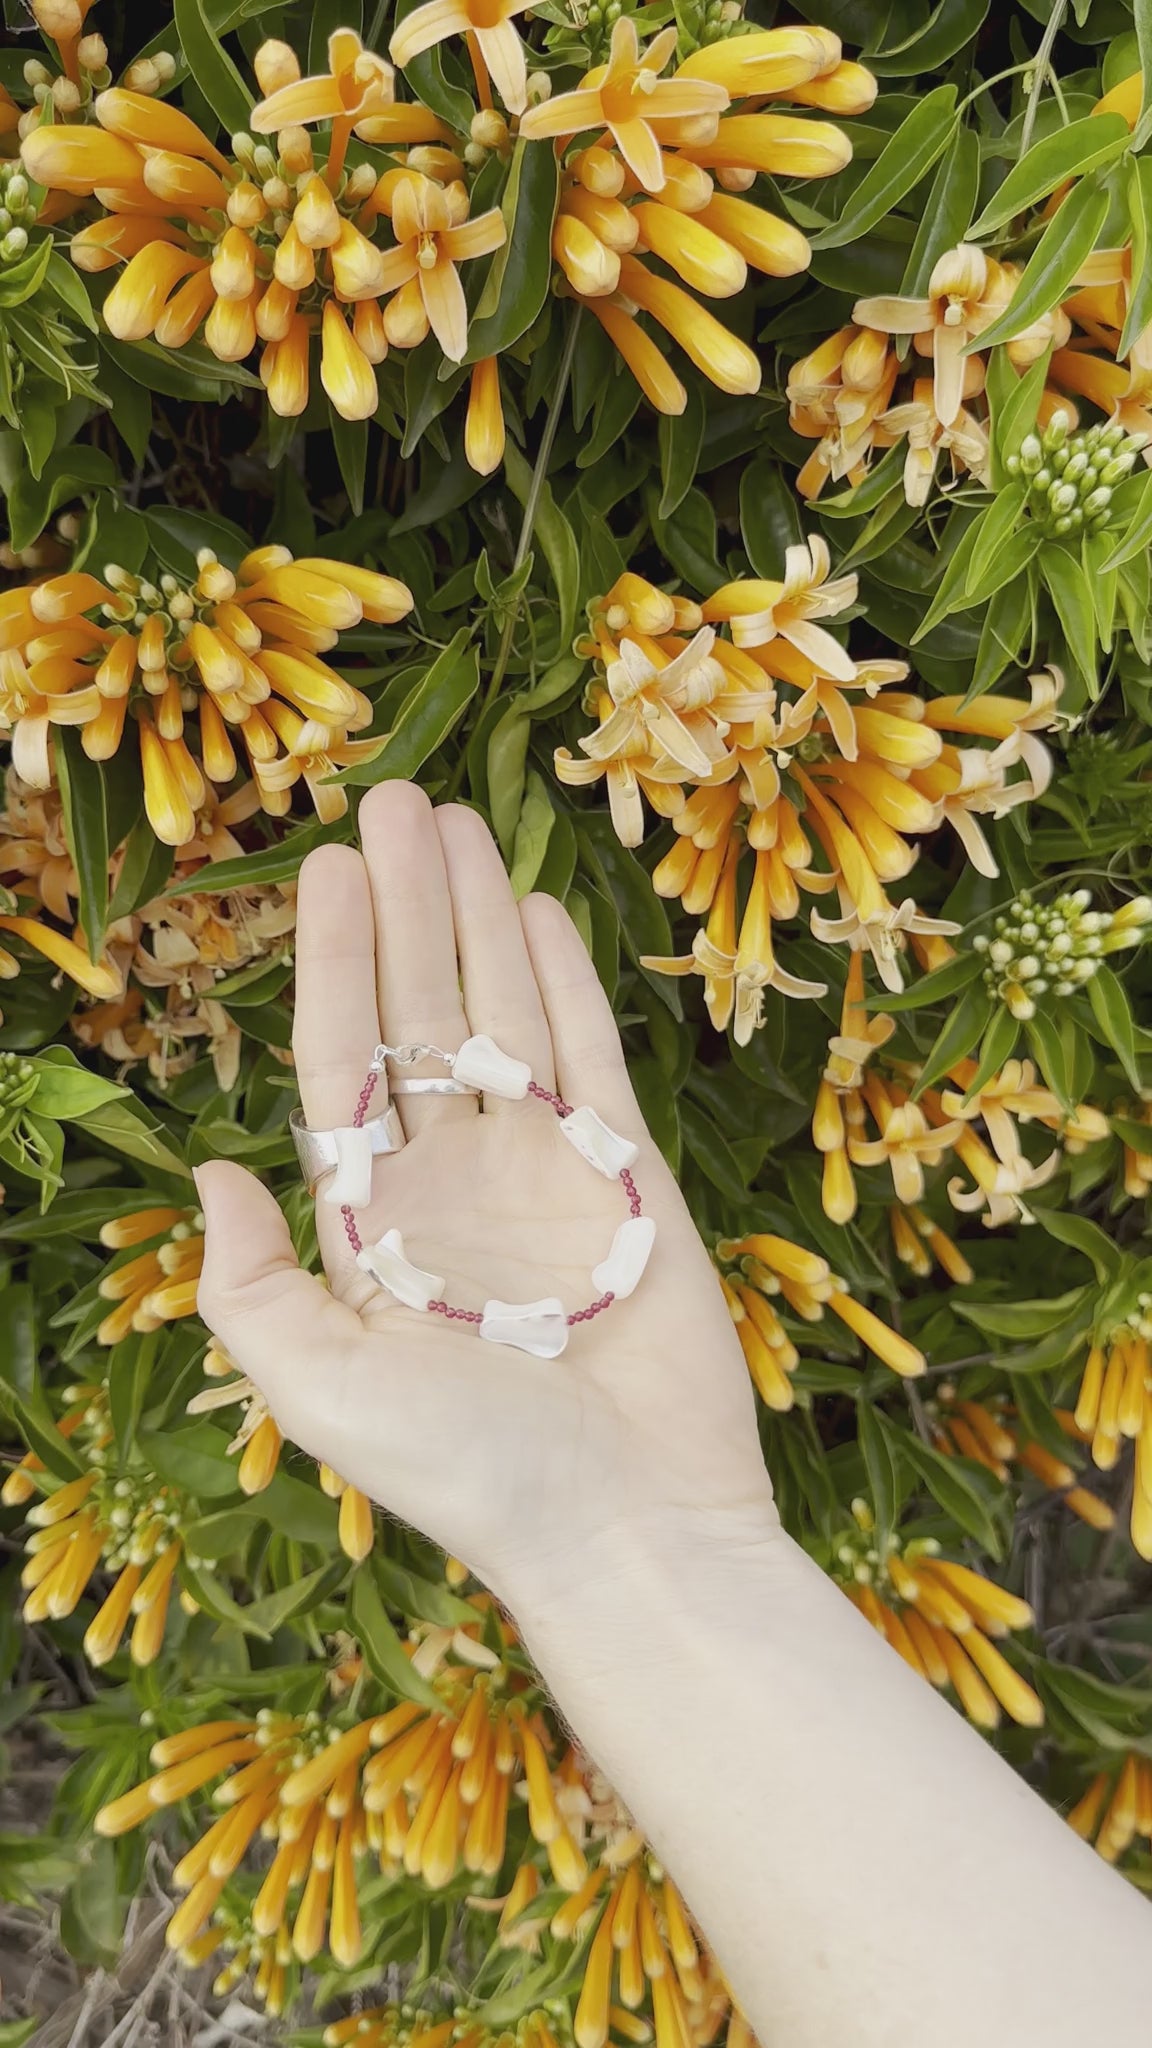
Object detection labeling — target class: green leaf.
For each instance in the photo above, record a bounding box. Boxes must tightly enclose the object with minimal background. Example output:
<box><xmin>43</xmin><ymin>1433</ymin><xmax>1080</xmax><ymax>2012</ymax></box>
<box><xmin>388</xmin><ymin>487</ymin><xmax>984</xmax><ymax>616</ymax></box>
<box><xmin>0</xmin><ymin>238</ymin><xmax>52</xmax><ymax>311</ymax></box>
<box><xmin>331</xmin><ymin>408</ymin><xmax>368</xmax><ymax>518</ymax></box>
<box><xmin>1042</xmin><ymin>545</ymin><xmax>1097</xmax><ymax>690</ymax></box>
<box><xmin>955</xmin><ymin>1286</ymin><xmax>1094</xmax><ymax>1338</ymax></box>
<box><xmin>465</xmin><ymin>141</ymin><xmax>559</xmax><ymax>362</ymax></box>
<box><xmin>910</xmin><ymin>513</ymin><xmax>984</xmax><ymax>639</ymax></box>
<box><xmin>487</xmin><ymin>709</ymin><xmax>530</xmax><ymax>858</ymax></box>
<box><xmin>71</xmin><ymin>1098</ymin><xmax>193</xmax><ymax>1180</ymax></box>
<box><xmin>52</xmin><ymin>729</ymin><xmax>109</xmax><ymax>961</ymax></box>
<box><xmin>349</xmin><ymin>1567</ymin><xmax>441</xmax><ymax>1708</ymax></box>
<box><xmin>576</xmin><ymin>815</ymin><xmax>681</xmax><ymax>1016</ymax></box>
<box><xmin>370</xmin><ymin>1554</ymin><xmax>479</xmax><ymax>1628</ymax></box>
<box><xmin>960</xmin><ymin>1004</ymin><xmax>1020</xmax><ymax>1100</ymax></box>
<box><xmin>971</xmin><ymin>172</ymin><xmax>1112</xmax><ymax>350</ymax></box>
<box><xmin>0</xmin><ymin>1284</ymin><xmax>36</xmax><ymax>1400</ymax></box>
<box><xmin>138</xmin><ymin>1421</ymin><xmax>238</xmax><ymax>1499</ymax></box>
<box><xmin>1121</xmin><ymin>154</ymin><xmax>1152</xmax><ymax>356</ymax></box>
<box><xmin>912</xmin><ymin>982</ymin><xmax>994</xmax><ymax>1095</ymax></box>
<box><xmin>107</xmin><ymin>1331</ymin><xmax>156</xmax><ymax>1463</ymax></box>
<box><xmin>1135</xmin><ymin>0</ymin><xmax>1152</xmax><ymax>150</ymax></box>
<box><xmin>739</xmin><ymin>453</ymin><xmax>803</xmax><ymax>576</ymax></box>
<box><xmin>509</xmin><ymin>772</ymin><xmax>556</xmax><ymax>899</ymax></box>
<box><xmin>857</xmin><ymin>1401</ymin><xmax>904</xmax><ymax>1539</ymax></box>
<box><xmin>27</xmin><ymin>1052</ymin><xmax>127</xmax><ymax>1121</ymax></box>
<box><xmin>871</xmin><ymin>949</ymin><xmax>982</xmax><ymax>1012</ymax></box>
<box><xmin>5</xmin><ymin>444</ymin><xmax>116</xmax><ymax>555</ymax></box>
<box><xmin>900</xmin><ymin>1434</ymin><xmax>1004</xmax><ymax>1554</ymax></box>
<box><xmin>899</xmin><ymin>123</ymin><xmax>981</xmax><ymax>296</ymax></box>
<box><xmin>965</xmin><ymin>484</ymin><xmax>1026</xmax><ymax>594</ymax></box>
<box><xmin>1024</xmin><ymin>1008</ymin><xmax>1078</xmax><ymax>1110</ymax></box>
<box><xmin>989</xmin><ymin>349</ymin><xmax>1050</xmax><ymax>480</ymax></box>
<box><xmin>171</xmin><ymin>819</ymin><xmax>342</xmax><ymax>894</ymax></box>
<box><xmin>658</xmin><ymin>383</ymin><xmax>706</xmax><ymax>520</ymax></box>
<box><xmin>107</xmin><ymin>817</ymin><xmax>174</xmax><ymax>922</ymax></box>
<box><xmin>1086</xmin><ymin>963</ymin><xmax>1142</xmax><ymax>1090</ymax></box>
<box><xmin>173</xmin><ymin>0</ymin><xmax>254</xmax><ymax>133</ymax></box>
<box><xmin>811</xmin><ymin>87</ymin><xmax>957</xmax><ymax>250</ymax></box>
<box><xmin>341</xmin><ymin>631</ymin><xmax>480</xmax><ymax>784</ymax></box>
<box><xmin>866</xmin><ymin>0</ymin><xmax>989</xmax><ymax>75</ymax></box>
<box><xmin>1030</xmin><ymin>1207</ymin><xmax>1123</xmax><ymax>1282</ymax></box>
<box><xmin>969</xmin><ymin>115</ymin><xmax>1132</xmax><ymax>238</ymax></box>
<box><xmin>504</xmin><ymin>440</ymin><xmax>580</xmax><ymax>649</ymax></box>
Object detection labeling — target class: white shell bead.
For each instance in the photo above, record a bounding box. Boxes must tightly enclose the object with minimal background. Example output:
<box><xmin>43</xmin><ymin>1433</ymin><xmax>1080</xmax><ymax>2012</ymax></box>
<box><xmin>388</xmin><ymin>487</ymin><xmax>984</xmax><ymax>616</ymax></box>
<box><xmin>322</xmin><ymin>1125</ymin><xmax>374</xmax><ymax>1208</ymax></box>
<box><xmin>559</xmin><ymin>1105</ymin><xmax>639</xmax><ymax>1179</ymax></box>
<box><xmin>479</xmin><ymin>1297</ymin><xmax>569</xmax><ymax>1358</ymax></box>
<box><xmin>592</xmin><ymin>1216</ymin><xmax>656</xmax><ymax>1300</ymax></box>
<box><xmin>357</xmin><ymin>1229</ymin><xmax>445</xmax><ymax>1311</ymax></box>
<box><xmin>452</xmin><ymin>1033</ymin><xmax>531</xmax><ymax>1100</ymax></box>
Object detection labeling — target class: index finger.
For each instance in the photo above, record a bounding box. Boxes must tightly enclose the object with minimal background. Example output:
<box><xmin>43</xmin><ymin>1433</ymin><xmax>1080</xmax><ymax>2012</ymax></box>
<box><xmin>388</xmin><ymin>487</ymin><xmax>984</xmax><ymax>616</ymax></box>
<box><xmin>293</xmin><ymin>843</ymin><xmax>383</xmax><ymax>1130</ymax></box>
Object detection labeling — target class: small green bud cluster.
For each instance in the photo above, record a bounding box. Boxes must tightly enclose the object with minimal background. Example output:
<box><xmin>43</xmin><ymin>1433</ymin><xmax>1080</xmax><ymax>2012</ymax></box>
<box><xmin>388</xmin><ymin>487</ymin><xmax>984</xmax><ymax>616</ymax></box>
<box><xmin>581</xmin><ymin>0</ymin><xmax>629</xmax><ymax>56</ymax></box>
<box><xmin>1005</xmin><ymin>414</ymin><xmax>1149</xmax><ymax>537</ymax></box>
<box><xmin>0</xmin><ymin>1051</ymin><xmax>39</xmax><ymax>1111</ymax></box>
<box><xmin>0</xmin><ymin>162</ymin><xmax>37</xmax><ymax>266</ymax></box>
<box><xmin>973</xmin><ymin>888</ymin><xmax>1152</xmax><ymax>1019</ymax></box>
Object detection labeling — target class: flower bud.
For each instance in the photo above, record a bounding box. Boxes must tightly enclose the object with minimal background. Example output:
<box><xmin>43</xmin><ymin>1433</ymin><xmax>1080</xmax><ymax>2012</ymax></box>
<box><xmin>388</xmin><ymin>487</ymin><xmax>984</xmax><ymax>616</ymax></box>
<box><xmin>1018</xmin><ymin>433</ymin><xmax>1043</xmax><ymax>474</ymax></box>
<box><xmin>253</xmin><ymin>38</ymin><xmax>300</xmax><ymax>96</ymax></box>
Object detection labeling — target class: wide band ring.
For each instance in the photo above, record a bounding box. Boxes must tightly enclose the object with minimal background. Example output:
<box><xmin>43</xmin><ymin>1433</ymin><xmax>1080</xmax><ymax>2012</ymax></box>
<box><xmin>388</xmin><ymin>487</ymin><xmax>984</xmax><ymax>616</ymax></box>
<box><xmin>389</xmin><ymin>1076</ymin><xmax>475</xmax><ymax>1096</ymax></box>
<box><xmin>289</xmin><ymin>1104</ymin><xmax>406</xmax><ymax>1195</ymax></box>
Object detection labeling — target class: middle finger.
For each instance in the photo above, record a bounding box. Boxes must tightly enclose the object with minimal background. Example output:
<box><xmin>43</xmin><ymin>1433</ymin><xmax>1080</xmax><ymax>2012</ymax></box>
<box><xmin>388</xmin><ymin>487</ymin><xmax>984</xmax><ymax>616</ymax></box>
<box><xmin>359</xmin><ymin>782</ymin><xmax>475</xmax><ymax>1136</ymax></box>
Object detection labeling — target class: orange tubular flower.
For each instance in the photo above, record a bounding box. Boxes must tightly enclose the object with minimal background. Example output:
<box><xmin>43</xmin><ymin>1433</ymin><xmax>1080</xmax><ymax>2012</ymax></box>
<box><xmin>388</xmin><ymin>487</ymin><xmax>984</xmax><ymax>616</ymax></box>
<box><xmin>714</xmin><ymin>1229</ymin><xmax>925</xmax><ymax>1386</ymax></box>
<box><xmin>16</xmin><ymin>1385</ymin><xmax>187</xmax><ymax>1667</ymax></box>
<box><xmin>838</xmin><ymin>1506</ymin><xmax>1043</xmax><ymax>1731</ymax></box>
<box><xmin>1073</xmin><ymin>1331</ymin><xmax>1152</xmax><ymax>1559</ymax></box>
<box><xmin>0</xmin><ymin>548</ymin><xmax>412</xmax><ymax>848</ymax></box>
<box><xmin>1067</xmin><ymin>1753</ymin><xmax>1152</xmax><ymax>1864</ymax></box>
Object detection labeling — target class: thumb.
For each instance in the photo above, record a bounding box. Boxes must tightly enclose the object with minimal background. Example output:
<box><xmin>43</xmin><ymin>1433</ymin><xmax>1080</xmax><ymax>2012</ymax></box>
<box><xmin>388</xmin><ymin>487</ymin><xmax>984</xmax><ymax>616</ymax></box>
<box><xmin>194</xmin><ymin>1159</ymin><xmax>370</xmax><ymax>1463</ymax></box>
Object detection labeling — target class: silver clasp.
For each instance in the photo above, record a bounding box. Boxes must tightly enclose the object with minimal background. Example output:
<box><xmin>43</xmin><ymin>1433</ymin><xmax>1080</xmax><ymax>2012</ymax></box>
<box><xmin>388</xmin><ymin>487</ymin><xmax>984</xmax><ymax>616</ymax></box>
<box><xmin>371</xmin><ymin>1042</ymin><xmax>453</xmax><ymax>1072</ymax></box>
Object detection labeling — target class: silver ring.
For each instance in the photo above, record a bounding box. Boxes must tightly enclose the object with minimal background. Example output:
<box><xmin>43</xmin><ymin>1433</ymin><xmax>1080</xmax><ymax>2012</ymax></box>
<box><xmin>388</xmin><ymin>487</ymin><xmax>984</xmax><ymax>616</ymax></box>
<box><xmin>389</xmin><ymin>1076</ymin><xmax>475</xmax><ymax>1096</ymax></box>
<box><xmin>289</xmin><ymin>1104</ymin><xmax>406</xmax><ymax>1194</ymax></box>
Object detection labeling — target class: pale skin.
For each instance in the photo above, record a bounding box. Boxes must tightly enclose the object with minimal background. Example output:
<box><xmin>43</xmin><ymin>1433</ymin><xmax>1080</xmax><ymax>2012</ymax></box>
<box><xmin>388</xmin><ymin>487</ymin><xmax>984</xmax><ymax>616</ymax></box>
<box><xmin>196</xmin><ymin>782</ymin><xmax>1148</xmax><ymax>2048</ymax></box>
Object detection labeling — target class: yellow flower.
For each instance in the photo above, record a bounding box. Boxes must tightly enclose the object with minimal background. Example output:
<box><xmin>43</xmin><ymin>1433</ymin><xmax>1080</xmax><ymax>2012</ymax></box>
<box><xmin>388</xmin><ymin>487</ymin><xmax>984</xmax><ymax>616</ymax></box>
<box><xmin>250</xmin><ymin>28</ymin><xmax>394</xmax><ymax>147</ymax></box>
<box><xmin>520</xmin><ymin>21</ymin><xmax>728</xmax><ymax>192</ymax></box>
<box><xmin>1073</xmin><ymin>1332</ymin><xmax>1152</xmax><ymax>1558</ymax></box>
<box><xmin>374</xmin><ymin>172</ymin><xmax>505</xmax><ymax>362</ymax></box>
<box><xmin>391</xmin><ymin>0</ymin><xmax>534</xmax><ymax>113</ymax></box>
<box><xmin>0</xmin><ymin>911</ymin><xmax>122</xmax><ymax>1000</ymax></box>
<box><xmin>840</xmin><ymin>1514</ymin><xmax>1042</xmax><ymax>1731</ymax></box>
<box><xmin>465</xmin><ymin>357</ymin><xmax>505</xmax><ymax>474</ymax></box>
<box><xmin>1067</xmin><ymin>1755</ymin><xmax>1152</xmax><ymax>1864</ymax></box>
<box><xmin>703</xmin><ymin>533</ymin><xmax>858</xmax><ymax>675</ymax></box>
<box><xmin>854</xmin><ymin>243</ymin><xmax>1010</xmax><ymax>428</ymax></box>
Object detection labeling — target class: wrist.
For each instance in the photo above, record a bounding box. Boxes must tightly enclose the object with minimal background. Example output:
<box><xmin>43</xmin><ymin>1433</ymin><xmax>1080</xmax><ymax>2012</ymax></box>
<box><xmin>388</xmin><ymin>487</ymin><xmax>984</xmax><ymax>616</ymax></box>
<box><xmin>500</xmin><ymin>1493</ymin><xmax>788</xmax><ymax>1680</ymax></box>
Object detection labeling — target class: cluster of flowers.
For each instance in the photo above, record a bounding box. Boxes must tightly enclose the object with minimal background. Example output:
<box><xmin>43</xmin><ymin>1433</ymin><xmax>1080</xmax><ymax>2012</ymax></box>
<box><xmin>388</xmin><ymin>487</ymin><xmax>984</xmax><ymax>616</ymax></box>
<box><xmin>524</xmin><ymin>22</ymin><xmax>872</xmax><ymax>412</ymax></box>
<box><xmin>811</xmin><ymin>950</ymin><xmax>1111</xmax><ymax>1235</ymax></box>
<box><xmin>0</xmin><ymin>767</ymin><xmax>297</xmax><ymax>1086</ymax></box>
<box><xmin>834</xmin><ymin>1499</ymin><xmax>1044</xmax><ymax>1732</ymax></box>
<box><xmin>930</xmin><ymin>1389</ymin><xmax>1113</xmax><ymax>1534</ymax></box>
<box><xmin>973</xmin><ymin>886</ymin><xmax>1152</xmax><ymax>1021</ymax></box>
<box><xmin>559</xmin><ymin>553</ymin><xmax>1062</xmax><ymax>1032</ymax></box>
<box><xmin>91</xmin><ymin>1617</ymin><xmax>738</xmax><ymax>2048</ymax></box>
<box><xmin>0</xmin><ymin>546</ymin><xmax>410</xmax><ymax>853</ymax></box>
<box><xmin>2</xmin><ymin>1380</ymin><xmax>191</xmax><ymax>1665</ymax></box>
<box><xmin>787</xmin><ymin>70</ymin><xmax>1152</xmax><ymax>509</ymax></box>
<box><xmin>15</xmin><ymin>16</ymin><xmax>876</xmax><ymax>448</ymax></box>
<box><xmin>712</xmin><ymin>1225</ymin><xmax>925</xmax><ymax>1406</ymax></box>
<box><xmin>1074</xmin><ymin>1320</ymin><xmax>1152</xmax><ymax>1559</ymax></box>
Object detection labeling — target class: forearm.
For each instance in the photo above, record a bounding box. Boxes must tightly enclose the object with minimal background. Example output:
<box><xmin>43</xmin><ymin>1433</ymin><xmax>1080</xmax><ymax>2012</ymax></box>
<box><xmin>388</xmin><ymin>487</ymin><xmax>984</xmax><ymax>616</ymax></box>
<box><xmin>511</xmin><ymin>1517</ymin><xmax>1147</xmax><ymax>2048</ymax></box>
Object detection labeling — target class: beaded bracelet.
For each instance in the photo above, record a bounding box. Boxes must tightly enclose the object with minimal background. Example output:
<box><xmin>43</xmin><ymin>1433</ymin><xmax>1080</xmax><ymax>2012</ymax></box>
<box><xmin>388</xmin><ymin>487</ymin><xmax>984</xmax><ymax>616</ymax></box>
<box><xmin>313</xmin><ymin>1036</ymin><xmax>655</xmax><ymax>1359</ymax></box>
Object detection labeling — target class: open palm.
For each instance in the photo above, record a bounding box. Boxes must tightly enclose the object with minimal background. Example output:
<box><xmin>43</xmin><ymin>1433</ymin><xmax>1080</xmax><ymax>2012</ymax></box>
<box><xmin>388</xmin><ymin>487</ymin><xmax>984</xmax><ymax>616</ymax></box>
<box><xmin>196</xmin><ymin>784</ymin><xmax>773</xmax><ymax>1608</ymax></box>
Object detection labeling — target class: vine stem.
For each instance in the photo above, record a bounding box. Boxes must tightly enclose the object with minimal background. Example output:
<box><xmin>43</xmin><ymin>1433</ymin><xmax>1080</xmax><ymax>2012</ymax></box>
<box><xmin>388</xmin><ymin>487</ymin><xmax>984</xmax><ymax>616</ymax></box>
<box><xmin>478</xmin><ymin>305</ymin><xmax>583</xmax><ymax>721</ymax></box>
<box><xmin>1018</xmin><ymin>0</ymin><xmax>1069</xmax><ymax>158</ymax></box>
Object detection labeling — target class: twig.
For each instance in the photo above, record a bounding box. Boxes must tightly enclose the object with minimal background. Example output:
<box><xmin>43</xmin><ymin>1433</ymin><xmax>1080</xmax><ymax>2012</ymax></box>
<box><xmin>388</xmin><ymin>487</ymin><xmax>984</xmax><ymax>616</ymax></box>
<box><xmin>1019</xmin><ymin>0</ymin><xmax>1069</xmax><ymax>157</ymax></box>
<box><xmin>477</xmin><ymin>307</ymin><xmax>583</xmax><ymax>720</ymax></box>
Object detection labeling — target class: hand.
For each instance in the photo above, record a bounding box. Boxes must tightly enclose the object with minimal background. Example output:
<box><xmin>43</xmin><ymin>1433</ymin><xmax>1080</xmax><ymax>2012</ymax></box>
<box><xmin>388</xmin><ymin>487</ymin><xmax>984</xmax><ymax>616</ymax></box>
<box><xmin>195</xmin><ymin>784</ymin><xmax>776</xmax><ymax>1614</ymax></box>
